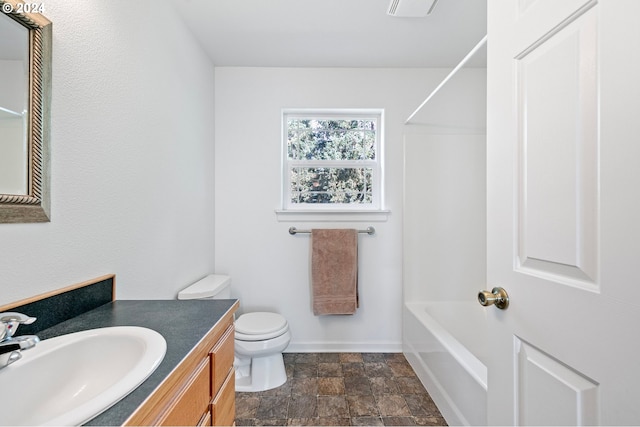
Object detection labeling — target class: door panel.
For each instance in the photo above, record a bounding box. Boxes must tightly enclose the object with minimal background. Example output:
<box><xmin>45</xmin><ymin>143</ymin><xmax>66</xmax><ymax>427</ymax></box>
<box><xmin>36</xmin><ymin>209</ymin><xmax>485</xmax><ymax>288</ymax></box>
<box><xmin>516</xmin><ymin>5</ymin><xmax>598</xmax><ymax>287</ymax></box>
<box><xmin>516</xmin><ymin>338</ymin><xmax>599</xmax><ymax>425</ymax></box>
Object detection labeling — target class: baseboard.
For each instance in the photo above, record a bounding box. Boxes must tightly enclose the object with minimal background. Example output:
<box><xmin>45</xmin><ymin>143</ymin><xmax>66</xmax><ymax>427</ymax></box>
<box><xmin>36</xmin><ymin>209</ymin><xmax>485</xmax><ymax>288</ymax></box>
<box><xmin>285</xmin><ymin>341</ymin><xmax>402</xmax><ymax>353</ymax></box>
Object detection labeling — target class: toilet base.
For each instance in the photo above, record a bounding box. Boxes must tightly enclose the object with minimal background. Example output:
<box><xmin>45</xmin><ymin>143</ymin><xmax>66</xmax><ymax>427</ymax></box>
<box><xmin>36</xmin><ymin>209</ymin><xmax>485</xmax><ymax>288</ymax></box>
<box><xmin>235</xmin><ymin>352</ymin><xmax>287</xmax><ymax>392</ymax></box>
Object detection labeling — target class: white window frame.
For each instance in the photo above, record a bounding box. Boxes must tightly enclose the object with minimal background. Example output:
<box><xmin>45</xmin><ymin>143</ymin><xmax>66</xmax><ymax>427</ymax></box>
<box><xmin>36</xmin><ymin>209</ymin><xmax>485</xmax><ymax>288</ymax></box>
<box><xmin>281</xmin><ymin>108</ymin><xmax>385</xmax><ymax>212</ymax></box>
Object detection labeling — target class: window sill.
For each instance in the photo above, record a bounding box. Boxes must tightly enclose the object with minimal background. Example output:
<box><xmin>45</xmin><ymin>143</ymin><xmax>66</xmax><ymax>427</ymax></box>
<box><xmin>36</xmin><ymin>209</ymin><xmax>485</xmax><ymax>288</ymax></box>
<box><xmin>275</xmin><ymin>209</ymin><xmax>390</xmax><ymax>222</ymax></box>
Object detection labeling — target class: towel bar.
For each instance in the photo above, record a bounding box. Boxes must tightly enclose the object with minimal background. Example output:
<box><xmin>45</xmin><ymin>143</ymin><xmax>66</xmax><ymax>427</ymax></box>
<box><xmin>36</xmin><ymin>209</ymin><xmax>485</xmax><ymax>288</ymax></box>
<box><xmin>288</xmin><ymin>226</ymin><xmax>375</xmax><ymax>235</ymax></box>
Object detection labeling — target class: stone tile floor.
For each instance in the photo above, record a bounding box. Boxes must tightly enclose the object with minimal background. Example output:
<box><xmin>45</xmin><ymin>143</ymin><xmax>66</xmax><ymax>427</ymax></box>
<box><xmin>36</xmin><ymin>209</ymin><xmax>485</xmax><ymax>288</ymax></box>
<box><xmin>235</xmin><ymin>353</ymin><xmax>447</xmax><ymax>426</ymax></box>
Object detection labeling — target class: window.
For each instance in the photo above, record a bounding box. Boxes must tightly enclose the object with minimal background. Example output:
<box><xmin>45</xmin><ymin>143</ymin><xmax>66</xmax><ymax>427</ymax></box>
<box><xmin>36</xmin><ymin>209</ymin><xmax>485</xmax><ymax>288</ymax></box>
<box><xmin>282</xmin><ymin>109</ymin><xmax>384</xmax><ymax>211</ymax></box>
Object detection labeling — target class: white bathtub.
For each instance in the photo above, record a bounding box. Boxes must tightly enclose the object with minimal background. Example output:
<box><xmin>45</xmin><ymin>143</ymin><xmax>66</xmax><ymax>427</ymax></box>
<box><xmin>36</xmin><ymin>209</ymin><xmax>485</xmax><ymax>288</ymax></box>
<box><xmin>403</xmin><ymin>301</ymin><xmax>488</xmax><ymax>426</ymax></box>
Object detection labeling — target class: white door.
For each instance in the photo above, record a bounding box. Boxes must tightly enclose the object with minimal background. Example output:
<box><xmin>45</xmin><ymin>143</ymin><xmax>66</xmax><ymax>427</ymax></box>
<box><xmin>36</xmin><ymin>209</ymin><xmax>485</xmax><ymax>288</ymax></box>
<box><xmin>486</xmin><ymin>0</ymin><xmax>640</xmax><ymax>425</ymax></box>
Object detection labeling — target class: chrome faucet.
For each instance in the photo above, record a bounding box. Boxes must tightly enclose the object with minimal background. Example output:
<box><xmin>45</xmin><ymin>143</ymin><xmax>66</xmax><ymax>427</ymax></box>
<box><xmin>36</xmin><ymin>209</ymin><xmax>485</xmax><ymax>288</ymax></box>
<box><xmin>0</xmin><ymin>312</ymin><xmax>40</xmax><ymax>369</ymax></box>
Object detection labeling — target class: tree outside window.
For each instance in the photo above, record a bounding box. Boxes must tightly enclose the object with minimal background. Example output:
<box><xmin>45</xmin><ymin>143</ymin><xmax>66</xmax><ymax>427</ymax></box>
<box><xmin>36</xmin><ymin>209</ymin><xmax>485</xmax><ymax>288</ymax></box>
<box><xmin>283</xmin><ymin>111</ymin><xmax>383</xmax><ymax>211</ymax></box>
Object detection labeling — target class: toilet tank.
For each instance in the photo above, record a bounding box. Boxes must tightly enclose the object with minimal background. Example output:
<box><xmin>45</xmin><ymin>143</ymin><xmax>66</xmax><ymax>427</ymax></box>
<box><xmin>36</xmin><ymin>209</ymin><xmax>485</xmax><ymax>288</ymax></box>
<box><xmin>177</xmin><ymin>274</ymin><xmax>232</xmax><ymax>300</ymax></box>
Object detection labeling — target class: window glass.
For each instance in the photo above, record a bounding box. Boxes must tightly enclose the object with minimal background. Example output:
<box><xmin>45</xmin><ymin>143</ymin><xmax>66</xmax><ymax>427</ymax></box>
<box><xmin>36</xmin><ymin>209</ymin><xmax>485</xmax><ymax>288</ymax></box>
<box><xmin>283</xmin><ymin>111</ymin><xmax>383</xmax><ymax>210</ymax></box>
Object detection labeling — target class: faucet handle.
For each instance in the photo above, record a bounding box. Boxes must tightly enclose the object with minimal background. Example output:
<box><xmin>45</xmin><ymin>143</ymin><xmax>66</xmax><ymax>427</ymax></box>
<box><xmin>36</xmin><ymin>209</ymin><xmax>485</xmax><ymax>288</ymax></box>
<box><xmin>0</xmin><ymin>312</ymin><xmax>37</xmax><ymax>339</ymax></box>
<box><xmin>0</xmin><ymin>312</ymin><xmax>37</xmax><ymax>324</ymax></box>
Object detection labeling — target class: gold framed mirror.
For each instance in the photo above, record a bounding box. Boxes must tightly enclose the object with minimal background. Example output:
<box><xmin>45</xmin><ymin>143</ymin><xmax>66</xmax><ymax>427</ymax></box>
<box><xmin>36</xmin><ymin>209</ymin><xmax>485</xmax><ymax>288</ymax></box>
<box><xmin>0</xmin><ymin>0</ymin><xmax>51</xmax><ymax>223</ymax></box>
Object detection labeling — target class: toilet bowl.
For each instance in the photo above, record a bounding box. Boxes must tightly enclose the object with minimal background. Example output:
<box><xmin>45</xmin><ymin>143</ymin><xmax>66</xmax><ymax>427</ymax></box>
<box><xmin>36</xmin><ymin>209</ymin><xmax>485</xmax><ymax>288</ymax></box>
<box><xmin>234</xmin><ymin>311</ymin><xmax>291</xmax><ymax>392</ymax></box>
<box><xmin>177</xmin><ymin>274</ymin><xmax>291</xmax><ymax>393</ymax></box>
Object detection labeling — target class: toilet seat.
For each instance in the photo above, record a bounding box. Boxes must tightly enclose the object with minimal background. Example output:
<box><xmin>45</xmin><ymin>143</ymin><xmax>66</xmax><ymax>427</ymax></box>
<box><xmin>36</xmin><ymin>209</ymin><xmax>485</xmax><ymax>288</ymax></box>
<box><xmin>235</xmin><ymin>312</ymin><xmax>289</xmax><ymax>341</ymax></box>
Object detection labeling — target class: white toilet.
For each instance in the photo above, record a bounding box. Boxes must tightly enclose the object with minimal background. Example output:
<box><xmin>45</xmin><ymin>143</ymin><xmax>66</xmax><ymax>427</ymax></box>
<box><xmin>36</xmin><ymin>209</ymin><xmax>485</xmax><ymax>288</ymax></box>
<box><xmin>177</xmin><ymin>274</ymin><xmax>291</xmax><ymax>392</ymax></box>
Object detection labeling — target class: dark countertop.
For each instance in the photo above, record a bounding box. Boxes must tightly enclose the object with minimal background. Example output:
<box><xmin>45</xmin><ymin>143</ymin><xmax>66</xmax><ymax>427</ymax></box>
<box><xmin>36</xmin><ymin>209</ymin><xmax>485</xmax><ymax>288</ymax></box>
<box><xmin>37</xmin><ymin>299</ymin><xmax>238</xmax><ymax>426</ymax></box>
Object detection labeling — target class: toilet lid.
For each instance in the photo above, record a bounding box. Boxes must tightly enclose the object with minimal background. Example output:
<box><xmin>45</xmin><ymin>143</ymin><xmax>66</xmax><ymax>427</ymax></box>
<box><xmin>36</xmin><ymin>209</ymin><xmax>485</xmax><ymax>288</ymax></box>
<box><xmin>235</xmin><ymin>312</ymin><xmax>288</xmax><ymax>337</ymax></box>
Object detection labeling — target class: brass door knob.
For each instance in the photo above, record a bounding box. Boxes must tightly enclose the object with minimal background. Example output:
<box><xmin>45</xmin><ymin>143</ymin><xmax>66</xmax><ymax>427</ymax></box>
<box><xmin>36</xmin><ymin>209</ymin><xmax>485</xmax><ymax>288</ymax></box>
<box><xmin>478</xmin><ymin>287</ymin><xmax>509</xmax><ymax>310</ymax></box>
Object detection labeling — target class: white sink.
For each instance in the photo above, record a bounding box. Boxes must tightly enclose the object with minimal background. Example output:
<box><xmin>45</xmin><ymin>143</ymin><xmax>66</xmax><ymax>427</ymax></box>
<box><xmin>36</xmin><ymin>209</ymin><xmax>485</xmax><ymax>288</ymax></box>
<box><xmin>0</xmin><ymin>326</ymin><xmax>166</xmax><ymax>426</ymax></box>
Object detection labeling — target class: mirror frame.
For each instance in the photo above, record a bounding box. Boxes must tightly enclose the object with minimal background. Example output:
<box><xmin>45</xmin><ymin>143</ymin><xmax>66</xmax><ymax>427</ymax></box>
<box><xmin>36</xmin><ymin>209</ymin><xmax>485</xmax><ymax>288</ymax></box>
<box><xmin>0</xmin><ymin>0</ymin><xmax>51</xmax><ymax>223</ymax></box>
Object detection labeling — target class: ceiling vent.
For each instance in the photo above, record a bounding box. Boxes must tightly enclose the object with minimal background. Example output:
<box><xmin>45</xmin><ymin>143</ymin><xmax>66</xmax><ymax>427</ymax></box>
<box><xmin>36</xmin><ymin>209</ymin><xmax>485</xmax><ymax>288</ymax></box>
<box><xmin>387</xmin><ymin>0</ymin><xmax>439</xmax><ymax>17</ymax></box>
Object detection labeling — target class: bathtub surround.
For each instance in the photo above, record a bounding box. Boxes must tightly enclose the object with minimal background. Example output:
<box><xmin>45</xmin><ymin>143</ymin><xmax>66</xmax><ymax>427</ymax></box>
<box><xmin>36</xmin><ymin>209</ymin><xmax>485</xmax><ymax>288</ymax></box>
<box><xmin>403</xmin><ymin>302</ymin><xmax>487</xmax><ymax>426</ymax></box>
<box><xmin>402</xmin><ymin>62</ymin><xmax>487</xmax><ymax>425</ymax></box>
<box><xmin>311</xmin><ymin>229</ymin><xmax>359</xmax><ymax>315</ymax></box>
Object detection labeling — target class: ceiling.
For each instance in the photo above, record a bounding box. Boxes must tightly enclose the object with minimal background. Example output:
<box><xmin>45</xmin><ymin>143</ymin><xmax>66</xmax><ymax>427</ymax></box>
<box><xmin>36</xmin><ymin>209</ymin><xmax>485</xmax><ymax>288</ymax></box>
<box><xmin>172</xmin><ymin>0</ymin><xmax>487</xmax><ymax>68</ymax></box>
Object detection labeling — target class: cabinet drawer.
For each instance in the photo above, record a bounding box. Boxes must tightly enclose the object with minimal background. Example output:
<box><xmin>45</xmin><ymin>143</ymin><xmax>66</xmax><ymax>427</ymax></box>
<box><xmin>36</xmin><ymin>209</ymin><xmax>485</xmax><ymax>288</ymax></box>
<box><xmin>212</xmin><ymin>370</ymin><xmax>235</xmax><ymax>426</ymax></box>
<box><xmin>197</xmin><ymin>410</ymin><xmax>212</xmax><ymax>426</ymax></box>
<box><xmin>211</xmin><ymin>325</ymin><xmax>234</xmax><ymax>394</ymax></box>
<box><xmin>158</xmin><ymin>358</ymin><xmax>211</xmax><ymax>426</ymax></box>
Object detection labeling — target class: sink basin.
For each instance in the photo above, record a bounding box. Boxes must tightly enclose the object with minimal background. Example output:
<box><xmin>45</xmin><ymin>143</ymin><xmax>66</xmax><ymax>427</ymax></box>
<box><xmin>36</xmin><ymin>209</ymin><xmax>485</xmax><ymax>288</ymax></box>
<box><xmin>0</xmin><ymin>326</ymin><xmax>166</xmax><ymax>426</ymax></box>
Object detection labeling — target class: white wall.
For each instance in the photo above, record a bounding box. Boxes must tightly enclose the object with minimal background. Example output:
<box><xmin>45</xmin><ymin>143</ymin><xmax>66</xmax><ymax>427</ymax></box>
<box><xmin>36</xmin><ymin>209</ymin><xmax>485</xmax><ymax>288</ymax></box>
<box><xmin>0</xmin><ymin>0</ymin><xmax>216</xmax><ymax>304</ymax></box>
<box><xmin>214</xmin><ymin>67</ymin><xmax>450</xmax><ymax>352</ymax></box>
<box><xmin>403</xmin><ymin>69</ymin><xmax>487</xmax><ymax>303</ymax></box>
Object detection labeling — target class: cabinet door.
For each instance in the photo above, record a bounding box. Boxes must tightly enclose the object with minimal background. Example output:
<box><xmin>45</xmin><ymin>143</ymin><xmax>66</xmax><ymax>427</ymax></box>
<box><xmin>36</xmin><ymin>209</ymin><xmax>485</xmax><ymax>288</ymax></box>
<box><xmin>211</xmin><ymin>325</ymin><xmax>234</xmax><ymax>394</ymax></box>
<box><xmin>212</xmin><ymin>372</ymin><xmax>235</xmax><ymax>426</ymax></box>
<box><xmin>197</xmin><ymin>410</ymin><xmax>212</xmax><ymax>427</ymax></box>
<box><xmin>159</xmin><ymin>358</ymin><xmax>211</xmax><ymax>426</ymax></box>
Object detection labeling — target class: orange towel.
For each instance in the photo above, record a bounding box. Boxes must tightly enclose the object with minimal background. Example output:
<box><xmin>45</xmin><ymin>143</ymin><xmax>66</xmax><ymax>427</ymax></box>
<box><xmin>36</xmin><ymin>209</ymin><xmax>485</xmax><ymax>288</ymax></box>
<box><xmin>311</xmin><ymin>229</ymin><xmax>359</xmax><ymax>315</ymax></box>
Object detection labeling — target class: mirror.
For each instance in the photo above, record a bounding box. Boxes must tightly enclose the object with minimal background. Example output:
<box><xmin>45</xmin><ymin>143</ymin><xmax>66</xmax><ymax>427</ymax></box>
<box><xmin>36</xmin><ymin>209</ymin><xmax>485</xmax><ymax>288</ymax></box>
<box><xmin>0</xmin><ymin>1</ymin><xmax>51</xmax><ymax>223</ymax></box>
<box><xmin>0</xmin><ymin>15</ymin><xmax>28</xmax><ymax>195</ymax></box>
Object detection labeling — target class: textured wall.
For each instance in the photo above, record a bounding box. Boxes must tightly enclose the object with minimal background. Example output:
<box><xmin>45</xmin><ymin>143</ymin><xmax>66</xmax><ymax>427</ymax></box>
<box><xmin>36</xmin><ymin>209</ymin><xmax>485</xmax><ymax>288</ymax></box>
<box><xmin>0</xmin><ymin>0</ymin><xmax>216</xmax><ymax>303</ymax></box>
<box><xmin>214</xmin><ymin>67</ymin><xmax>452</xmax><ymax>352</ymax></box>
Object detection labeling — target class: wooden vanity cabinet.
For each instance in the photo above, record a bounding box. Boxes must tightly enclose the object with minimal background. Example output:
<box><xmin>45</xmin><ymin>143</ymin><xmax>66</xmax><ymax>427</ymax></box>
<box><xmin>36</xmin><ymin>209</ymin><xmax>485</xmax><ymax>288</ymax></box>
<box><xmin>210</xmin><ymin>326</ymin><xmax>236</xmax><ymax>425</ymax></box>
<box><xmin>124</xmin><ymin>302</ymin><xmax>238</xmax><ymax>426</ymax></box>
<box><xmin>157</xmin><ymin>358</ymin><xmax>211</xmax><ymax>426</ymax></box>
